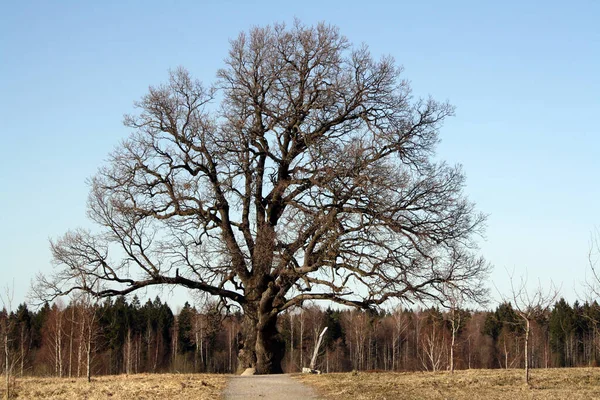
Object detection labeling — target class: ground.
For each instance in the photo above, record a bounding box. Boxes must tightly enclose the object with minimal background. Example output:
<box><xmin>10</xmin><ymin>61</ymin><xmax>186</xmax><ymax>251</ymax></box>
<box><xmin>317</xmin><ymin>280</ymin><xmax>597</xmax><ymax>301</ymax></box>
<box><xmin>295</xmin><ymin>368</ymin><xmax>600</xmax><ymax>400</ymax></box>
<box><xmin>0</xmin><ymin>373</ymin><xmax>226</xmax><ymax>400</ymax></box>
<box><xmin>223</xmin><ymin>374</ymin><xmax>318</xmax><ymax>400</ymax></box>
<box><xmin>3</xmin><ymin>368</ymin><xmax>600</xmax><ymax>399</ymax></box>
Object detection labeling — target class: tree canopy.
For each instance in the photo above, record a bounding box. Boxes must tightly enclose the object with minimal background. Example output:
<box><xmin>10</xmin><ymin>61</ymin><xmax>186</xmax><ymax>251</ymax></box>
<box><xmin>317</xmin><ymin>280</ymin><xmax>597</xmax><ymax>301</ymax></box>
<box><xmin>39</xmin><ymin>21</ymin><xmax>488</xmax><ymax>373</ymax></box>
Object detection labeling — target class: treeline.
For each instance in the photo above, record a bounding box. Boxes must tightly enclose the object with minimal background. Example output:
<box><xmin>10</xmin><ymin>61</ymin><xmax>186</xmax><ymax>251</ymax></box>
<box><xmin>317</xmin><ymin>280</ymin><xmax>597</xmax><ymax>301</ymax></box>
<box><xmin>2</xmin><ymin>296</ymin><xmax>600</xmax><ymax>377</ymax></box>
<box><xmin>0</xmin><ymin>296</ymin><xmax>240</xmax><ymax>378</ymax></box>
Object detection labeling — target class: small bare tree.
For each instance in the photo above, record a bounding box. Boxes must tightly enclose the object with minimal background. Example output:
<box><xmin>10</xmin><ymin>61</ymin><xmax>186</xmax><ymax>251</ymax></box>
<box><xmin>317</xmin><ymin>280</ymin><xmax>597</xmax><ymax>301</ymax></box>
<box><xmin>391</xmin><ymin>306</ymin><xmax>409</xmax><ymax>371</ymax></box>
<box><xmin>575</xmin><ymin>229</ymin><xmax>600</xmax><ymax>362</ymax></box>
<box><xmin>32</xmin><ymin>277</ymin><xmax>102</xmax><ymax>383</ymax></box>
<box><xmin>418</xmin><ymin>308</ymin><xmax>447</xmax><ymax>372</ymax></box>
<box><xmin>442</xmin><ymin>268</ymin><xmax>489</xmax><ymax>373</ymax></box>
<box><xmin>505</xmin><ymin>271</ymin><xmax>558</xmax><ymax>385</ymax></box>
<box><xmin>1</xmin><ymin>285</ymin><xmax>19</xmax><ymax>400</ymax></box>
<box><xmin>78</xmin><ymin>293</ymin><xmax>101</xmax><ymax>383</ymax></box>
<box><xmin>580</xmin><ymin>229</ymin><xmax>600</xmax><ymax>361</ymax></box>
<box><xmin>442</xmin><ymin>254</ymin><xmax>490</xmax><ymax>373</ymax></box>
<box><xmin>444</xmin><ymin>287</ymin><xmax>464</xmax><ymax>373</ymax></box>
<box><xmin>585</xmin><ymin>228</ymin><xmax>600</xmax><ymax>297</ymax></box>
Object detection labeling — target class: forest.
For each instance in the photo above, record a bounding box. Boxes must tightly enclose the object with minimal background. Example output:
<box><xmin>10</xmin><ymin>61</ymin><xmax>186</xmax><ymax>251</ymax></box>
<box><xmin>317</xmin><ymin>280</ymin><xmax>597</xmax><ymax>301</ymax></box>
<box><xmin>2</xmin><ymin>296</ymin><xmax>599</xmax><ymax>377</ymax></box>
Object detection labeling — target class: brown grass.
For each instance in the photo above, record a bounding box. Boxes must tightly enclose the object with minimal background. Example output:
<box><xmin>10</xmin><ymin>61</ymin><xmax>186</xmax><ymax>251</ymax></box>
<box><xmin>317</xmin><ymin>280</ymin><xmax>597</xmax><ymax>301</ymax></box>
<box><xmin>6</xmin><ymin>368</ymin><xmax>600</xmax><ymax>399</ymax></box>
<box><xmin>295</xmin><ymin>368</ymin><xmax>600</xmax><ymax>400</ymax></box>
<box><xmin>0</xmin><ymin>373</ymin><xmax>227</xmax><ymax>400</ymax></box>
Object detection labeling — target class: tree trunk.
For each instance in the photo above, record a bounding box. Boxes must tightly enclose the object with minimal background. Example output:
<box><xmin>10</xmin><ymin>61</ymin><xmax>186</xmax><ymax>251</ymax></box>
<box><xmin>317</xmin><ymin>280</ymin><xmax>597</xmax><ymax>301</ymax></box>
<box><xmin>69</xmin><ymin>305</ymin><xmax>74</xmax><ymax>378</ymax></box>
<box><xmin>468</xmin><ymin>336</ymin><xmax>472</xmax><ymax>369</ymax></box>
<box><xmin>450</xmin><ymin>309</ymin><xmax>459</xmax><ymax>374</ymax></box>
<box><xmin>194</xmin><ymin>330</ymin><xmax>199</xmax><ymax>372</ymax></box>
<box><xmin>238</xmin><ymin>316</ymin><xmax>257</xmax><ymax>371</ymax></box>
<box><xmin>200</xmin><ymin>322</ymin><xmax>204</xmax><ymax>369</ymax></box>
<box><xmin>170</xmin><ymin>324</ymin><xmax>177</xmax><ymax>370</ymax></box>
<box><xmin>392</xmin><ymin>337</ymin><xmax>396</xmax><ymax>371</ymax></box>
<box><xmin>86</xmin><ymin>331</ymin><xmax>92</xmax><ymax>383</ymax></box>
<box><xmin>20</xmin><ymin>325</ymin><xmax>25</xmax><ymax>377</ymax></box>
<box><xmin>504</xmin><ymin>338</ymin><xmax>508</xmax><ymax>369</ymax></box>
<box><xmin>300</xmin><ymin>312</ymin><xmax>304</xmax><ymax>368</ymax></box>
<box><xmin>450</xmin><ymin>331</ymin><xmax>455</xmax><ymax>373</ymax></box>
<box><xmin>228</xmin><ymin>323</ymin><xmax>233</xmax><ymax>373</ymax></box>
<box><xmin>125</xmin><ymin>328</ymin><xmax>132</xmax><ymax>374</ymax></box>
<box><xmin>153</xmin><ymin>331</ymin><xmax>160</xmax><ymax>372</ymax></box>
<box><xmin>290</xmin><ymin>314</ymin><xmax>294</xmax><ymax>372</ymax></box>
<box><xmin>77</xmin><ymin>315</ymin><xmax>84</xmax><ymax>378</ymax></box>
<box><xmin>238</xmin><ymin>309</ymin><xmax>285</xmax><ymax>374</ymax></box>
<box><xmin>55</xmin><ymin>311</ymin><xmax>63</xmax><ymax>378</ymax></box>
<box><xmin>4</xmin><ymin>332</ymin><xmax>9</xmax><ymax>400</ymax></box>
<box><xmin>525</xmin><ymin>319</ymin><xmax>530</xmax><ymax>385</ymax></box>
<box><xmin>255</xmin><ymin>313</ymin><xmax>284</xmax><ymax>374</ymax></box>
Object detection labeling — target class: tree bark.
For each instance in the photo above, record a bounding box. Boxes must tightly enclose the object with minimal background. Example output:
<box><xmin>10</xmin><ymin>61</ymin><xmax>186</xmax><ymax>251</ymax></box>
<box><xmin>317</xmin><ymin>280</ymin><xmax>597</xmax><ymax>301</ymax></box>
<box><xmin>20</xmin><ymin>324</ymin><xmax>25</xmax><ymax>377</ymax></box>
<box><xmin>450</xmin><ymin>328</ymin><xmax>455</xmax><ymax>373</ymax></box>
<box><xmin>255</xmin><ymin>313</ymin><xmax>284</xmax><ymax>374</ymax></box>
<box><xmin>238</xmin><ymin>308</ymin><xmax>285</xmax><ymax>374</ymax></box>
<box><xmin>228</xmin><ymin>323</ymin><xmax>232</xmax><ymax>373</ymax></box>
<box><xmin>77</xmin><ymin>315</ymin><xmax>84</xmax><ymax>377</ymax></box>
<box><xmin>300</xmin><ymin>312</ymin><xmax>304</xmax><ymax>369</ymax></box>
<box><xmin>125</xmin><ymin>328</ymin><xmax>132</xmax><ymax>374</ymax></box>
<box><xmin>290</xmin><ymin>314</ymin><xmax>294</xmax><ymax>372</ymax></box>
<box><xmin>153</xmin><ymin>331</ymin><xmax>159</xmax><ymax>372</ymax></box>
<box><xmin>194</xmin><ymin>330</ymin><xmax>199</xmax><ymax>372</ymax></box>
<box><xmin>69</xmin><ymin>305</ymin><xmax>74</xmax><ymax>378</ymax></box>
<box><xmin>525</xmin><ymin>319</ymin><xmax>530</xmax><ymax>385</ymax></box>
<box><xmin>4</xmin><ymin>332</ymin><xmax>9</xmax><ymax>400</ymax></box>
<box><xmin>86</xmin><ymin>330</ymin><xmax>92</xmax><ymax>383</ymax></box>
<box><xmin>238</xmin><ymin>315</ymin><xmax>257</xmax><ymax>372</ymax></box>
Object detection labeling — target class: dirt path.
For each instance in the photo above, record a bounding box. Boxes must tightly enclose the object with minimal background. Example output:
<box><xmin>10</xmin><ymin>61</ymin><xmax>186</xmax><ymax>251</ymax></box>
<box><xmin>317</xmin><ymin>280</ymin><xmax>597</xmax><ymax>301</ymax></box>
<box><xmin>223</xmin><ymin>374</ymin><xmax>320</xmax><ymax>400</ymax></box>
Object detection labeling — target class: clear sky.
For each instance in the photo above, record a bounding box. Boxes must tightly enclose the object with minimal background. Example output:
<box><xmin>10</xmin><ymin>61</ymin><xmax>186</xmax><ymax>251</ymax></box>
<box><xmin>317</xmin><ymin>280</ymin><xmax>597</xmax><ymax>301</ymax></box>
<box><xmin>1</xmin><ymin>0</ymin><xmax>599</xmax><ymax>309</ymax></box>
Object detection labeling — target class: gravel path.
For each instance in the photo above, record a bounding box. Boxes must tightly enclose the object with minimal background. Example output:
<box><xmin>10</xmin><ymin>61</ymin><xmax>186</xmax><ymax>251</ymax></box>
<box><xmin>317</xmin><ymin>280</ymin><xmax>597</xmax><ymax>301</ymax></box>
<box><xmin>223</xmin><ymin>374</ymin><xmax>320</xmax><ymax>400</ymax></box>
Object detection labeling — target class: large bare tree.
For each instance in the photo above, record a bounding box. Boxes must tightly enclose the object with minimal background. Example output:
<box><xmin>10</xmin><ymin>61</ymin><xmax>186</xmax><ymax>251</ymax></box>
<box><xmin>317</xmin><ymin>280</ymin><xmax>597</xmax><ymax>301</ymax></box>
<box><xmin>40</xmin><ymin>21</ymin><xmax>488</xmax><ymax>374</ymax></box>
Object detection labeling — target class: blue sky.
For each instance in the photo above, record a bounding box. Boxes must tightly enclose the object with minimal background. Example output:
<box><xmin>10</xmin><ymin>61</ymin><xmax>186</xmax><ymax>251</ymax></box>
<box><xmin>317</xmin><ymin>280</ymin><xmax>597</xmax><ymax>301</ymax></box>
<box><xmin>1</xmin><ymin>0</ymin><xmax>599</xmax><ymax>309</ymax></box>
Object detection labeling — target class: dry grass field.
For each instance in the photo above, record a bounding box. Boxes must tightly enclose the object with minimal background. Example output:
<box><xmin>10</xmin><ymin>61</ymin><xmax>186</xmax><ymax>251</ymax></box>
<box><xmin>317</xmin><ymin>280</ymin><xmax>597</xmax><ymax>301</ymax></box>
<box><xmin>4</xmin><ymin>368</ymin><xmax>600</xmax><ymax>399</ymax></box>
<box><xmin>296</xmin><ymin>368</ymin><xmax>600</xmax><ymax>400</ymax></box>
<box><xmin>0</xmin><ymin>373</ymin><xmax>227</xmax><ymax>400</ymax></box>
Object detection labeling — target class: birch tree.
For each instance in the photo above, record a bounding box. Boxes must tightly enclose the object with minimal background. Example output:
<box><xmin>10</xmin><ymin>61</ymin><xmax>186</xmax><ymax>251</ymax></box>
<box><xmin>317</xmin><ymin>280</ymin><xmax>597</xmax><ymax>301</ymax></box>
<box><xmin>507</xmin><ymin>272</ymin><xmax>558</xmax><ymax>385</ymax></box>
